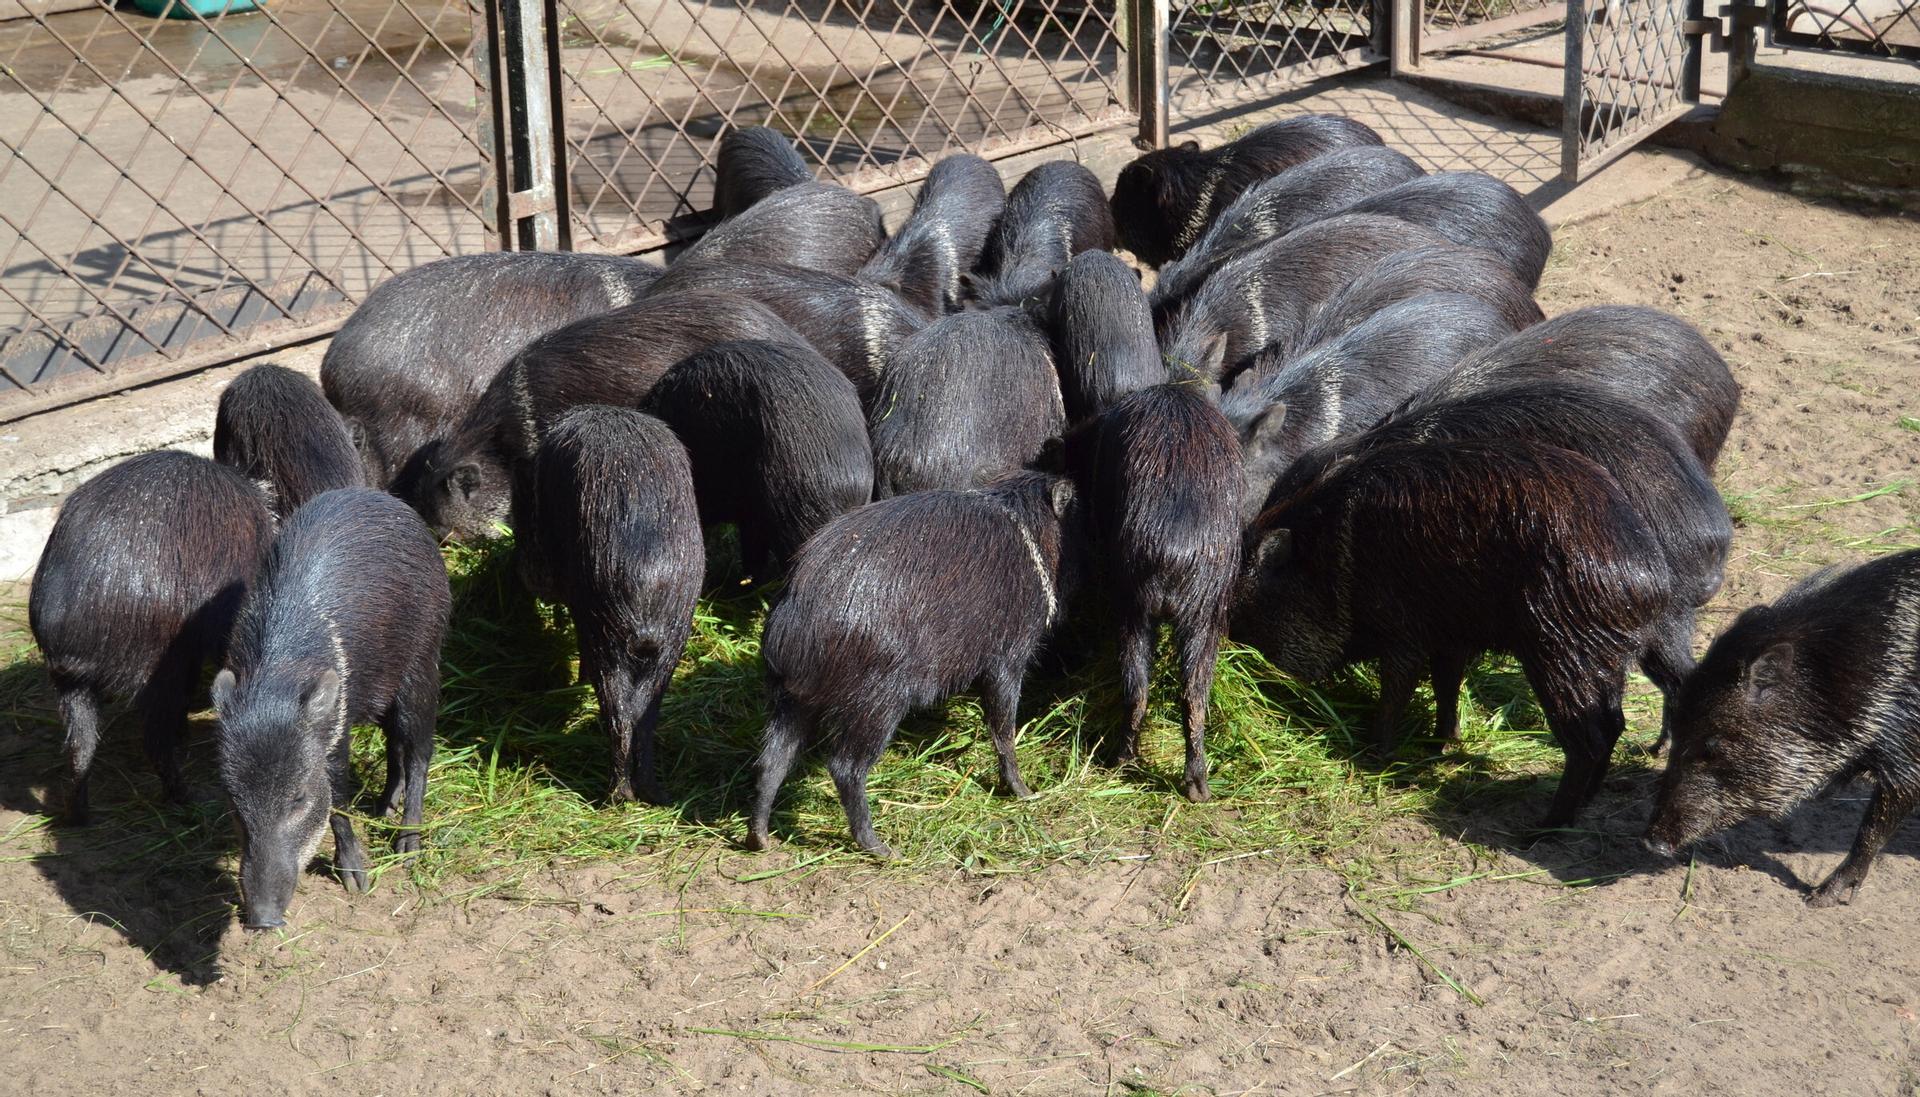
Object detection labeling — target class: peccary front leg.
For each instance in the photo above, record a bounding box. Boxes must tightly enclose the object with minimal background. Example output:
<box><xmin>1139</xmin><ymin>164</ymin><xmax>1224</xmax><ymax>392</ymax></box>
<box><xmin>55</xmin><ymin>683</ymin><xmax>102</xmax><ymax>825</ymax></box>
<box><xmin>1536</xmin><ymin>682</ymin><xmax>1627</xmax><ymax>831</ymax></box>
<box><xmin>1174</xmin><ymin>616</ymin><xmax>1220</xmax><ymax>803</ymax></box>
<box><xmin>137</xmin><ymin>660</ymin><xmax>196</xmax><ymax>806</ymax></box>
<box><xmin>1429</xmin><ymin>649</ymin><xmax>1470</xmax><ymax>746</ymax></box>
<box><xmin>329</xmin><ymin>737</ymin><xmax>370</xmax><ymax>891</ymax></box>
<box><xmin>980</xmin><ymin>660</ymin><xmax>1035</xmax><ymax>800</ymax></box>
<box><xmin>746</xmin><ymin>690</ymin><xmax>815</xmax><ymax>852</ymax></box>
<box><xmin>1807</xmin><ymin>781</ymin><xmax>1920</xmax><ymax>908</ymax></box>
<box><xmin>1638</xmin><ymin>611</ymin><xmax>1698</xmax><ymax>757</ymax></box>
<box><xmin>387</xmin><ymin>657</ymin><xmax>439</xmax><ymax>855</ymax></box>
<box><xmin>1116</xmin><ymin>606</ymin><xmax>1154</xmax><ymax>765</ymax></box>
<box><xmin>1369</xmin><ymin>653</ymin><xmax>1423</xmax><ymax>756</ymax></box>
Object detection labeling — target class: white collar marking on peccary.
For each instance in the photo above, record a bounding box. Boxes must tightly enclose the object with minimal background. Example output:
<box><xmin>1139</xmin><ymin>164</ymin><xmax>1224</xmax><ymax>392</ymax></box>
<box><xmin>320</xmin><ymin>608</ymin><xmax>352</xmax><ymax>751</ymax></box>
<box><xmin>598</xmin><ymin>264</ymin><xmax>635</xmax><ymax>311</ymax></box>
<box><xmin>996</xmin><ymin>501</ymin><xmax>1057</xmax><ymax>625</ymax></box>
<box><xmin>1174</xmin><ymin>151</ymin><xmax>1235</xmax><ymax>253</ymax></box>
<box><xmin>1864</xmin><ymin>573</ymin><xmax>1920</xmax><ymax>740</ymax></box>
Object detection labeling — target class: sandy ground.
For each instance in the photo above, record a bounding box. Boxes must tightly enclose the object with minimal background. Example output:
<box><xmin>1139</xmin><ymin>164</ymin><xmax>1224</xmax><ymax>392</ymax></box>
<box><xmin>2</xmin><ymin>161</ymin><xmax>1918</xmax><ymax>1095</ymax></box>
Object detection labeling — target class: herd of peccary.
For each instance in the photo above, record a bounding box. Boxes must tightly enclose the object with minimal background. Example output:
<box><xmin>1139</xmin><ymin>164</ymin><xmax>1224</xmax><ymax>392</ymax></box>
<box><xmin>27</xmin><ymin>115</ymin><xmax>1920</xmax><ymax>927</ymax></box>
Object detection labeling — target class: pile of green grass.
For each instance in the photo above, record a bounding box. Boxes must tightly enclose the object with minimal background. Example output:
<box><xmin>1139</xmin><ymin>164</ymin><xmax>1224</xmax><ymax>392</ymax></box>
<box><xmin>0</xmin><ymin>532</ymin><xmax>1635</xmax><ymax>902</ymax></box>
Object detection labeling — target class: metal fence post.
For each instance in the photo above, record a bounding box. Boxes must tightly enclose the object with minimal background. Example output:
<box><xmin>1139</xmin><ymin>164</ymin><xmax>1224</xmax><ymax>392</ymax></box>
<box><xmin>472</xmin><ymin>0</ymin><xmax>510</xmax><ymax>250</ymax></box>
<box><xmin>499</xmin><ymin>0</ymin><xmax>566</xmax><ymax>250</ymax></box>
<box><xmin>1391</xmin><ymin>0</ymin><xmax>1422</xmax><ymax>73</ymax></box>
<box><xmin>1560</xmin><ymin>0</ymin><xmax>1586</xmax><ymax>180</ymax></box>
<box><xmin>1131</xmin><ymin>0</ymin><xmax>1169</xmax><ymax>149</ymax></box>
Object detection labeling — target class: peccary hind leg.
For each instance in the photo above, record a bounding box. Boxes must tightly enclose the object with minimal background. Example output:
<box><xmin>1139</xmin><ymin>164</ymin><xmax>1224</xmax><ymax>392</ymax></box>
<box><xmin>1808</xmin><ymin>781</ymin><xmax>1920</xmax><ymax>907</ymax></box>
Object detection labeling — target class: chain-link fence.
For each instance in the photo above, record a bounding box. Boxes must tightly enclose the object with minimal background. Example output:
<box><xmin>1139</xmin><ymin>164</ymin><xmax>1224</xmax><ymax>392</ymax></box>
<box><xmin>1770</xmin><ymin>0</ymin><xmax>1920</xmax><ymax>59</ymax></box>
<box><xmin>1167</xmin><ymin>0</ymin><xmax>1383</xmax><ymax>122</ymax></box>
<box><xmin>0</xmin><ymin>0</ymin><xmax>1128</xmax><ymax>416</ymax></box>
<box><xmin>0</xmin><ymin>0</ymin><xmax>493</xmax><ymax>416</ymax></box>
<box><xmin>1418</xmin><ymin>0</ymin><xmax>1561</xmax><ymax>51</ymax></box>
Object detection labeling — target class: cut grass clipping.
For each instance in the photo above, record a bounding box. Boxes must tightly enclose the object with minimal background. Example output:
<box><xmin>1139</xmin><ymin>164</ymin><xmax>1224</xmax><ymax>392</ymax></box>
<box><xmin>0</xmin><ymin>532</ymin><xmax>1652</xmax><ymax>900</ymax></box>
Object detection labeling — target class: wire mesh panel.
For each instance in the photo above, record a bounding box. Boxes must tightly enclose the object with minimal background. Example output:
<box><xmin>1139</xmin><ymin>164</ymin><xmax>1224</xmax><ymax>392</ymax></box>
<box><xmin>1562</xmin><ymin>0</ymin><xmax>1698</xmax><ymax>180</ymax></box>
<box><xmin>549</xmin><ymin>0</ymin><xmax>1129</xmax><ymax>253</ymax></box>
<box><xmin>0</xmin><ymin>0</ymin><xmax>493</xmax><ymax>414</ymax></box>
<box><xmin>1419</xmin><ymin>0</ymin><xmax>1564</xmax><ymax>51</ymax></box>
<box><xmin>1770</xmin><ymin>0</ymin><xmax>1920</xmax><ymax>60</ymax></box>
<box><xmin>1166</xmin><ymin>0</ymin><xmax>1381</xmax><ymax>123</ymax></box>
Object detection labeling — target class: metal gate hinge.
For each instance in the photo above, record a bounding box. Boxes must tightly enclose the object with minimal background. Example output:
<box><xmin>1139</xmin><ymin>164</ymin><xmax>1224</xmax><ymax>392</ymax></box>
<box><xmin>506</xmin><ymin>184</ymin><xmax>556</xmax><ymax>221</ymax></box>
<box><xmin>1688</xmin><ymin>1</ymin><xmax>1765</xmax><ymax>51</ymax></box>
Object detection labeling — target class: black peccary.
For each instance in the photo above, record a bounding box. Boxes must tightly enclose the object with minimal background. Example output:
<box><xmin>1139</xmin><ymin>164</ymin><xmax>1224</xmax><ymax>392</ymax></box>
<box><xmin>529</xmin><ymin>408</ymin><xmax>704</xmax><ymax>804</ymax></box>
<box><xmin>1222</xmin><ymin>293</ymin><xmax>1520</xmax><ymax>516</ymax></box>
<box><xmin>1287</xmin><ymin>245</ymin><xmax>1543</xmax><ymax>358</ymax></box>
<box><xmin>1335</xmin><ymin>172</ymin><xmax>1554</xmax><ymax>289</ymax></box>
<box><xmin>643</xmin><ymin>258</ymin><xmax>923</xmax><ymax>404</ymax></box>
<box><xmin>748</xmin><ymin>471</ymin><xmax>1087</xmax><ymax>857</ymax></box>
<box><xmin>321</xmin><ymin>251</ymin><xmax>664</xmax><ymax>487</ymax></box>
<box><xmin>969</xmin><ymin>161</ymin><xmax>1116</xmax><ymax>308</ymax></box>
<box><xmin>1645</xmin><ymin>549</ymin><xmax>1920</xmax><ymax>906</ymax></box>
<box><xmin>1234</xmin><ymin>438</ymin><xmax>1673</xmax><ymax>828</ymax></box>
<box><xmin>214</xmin><ymin>363</ymin><xmax>365</xmax><ymax>519</ymax></box>
<box><xmin>868</xmin><ymin>307</ymin><xmax>1065</xmax><ymax>497</ymax></box>
<box><xmin>29</xmin><ymin>452</ymin><xmax>274</xmax><ymax>823</ymax></box>
<box><xmin>1158</xmin><ymin>214</ymin><xmax>1453</xmax><ymax>383</ymax></box>
<box><xmin>858</xmin><ymin>153</ymin><xmax>1007</xmax><ymax>316</ymax></box>
<box><xmin>211</xmin><ymin>488</ymin><xmax>450</xmax><ymax>929</ymax></box>
<box><xmin>714</xmin><ymin>125</ymin><xmax>811</xmax><ymax>218</ymax></box>
<box><xmin>1405</xmin><ymin>305</ymin><xmax>1740</xmax><ymax>467</ymax></box>
<box><xmin>395</xmin><ymin>291</ymin><xmax>804</xmax><ymax>542</ymax></box>
<box><xmin>676</xmin><ymin>181</ymin><xmax>886</xmax><ymax>279</ymax></box>
<box><xmin>1092</xmin><ymin>384</ymin><xmax>1243</xmax><ymax>801</ymax></box>
<box><xmin>1151</xmin><ymin>147</ymin><xmax>1427</xmax><ymax>312</ymax></box>
<box><xmin>1047</xmin><ymin>250</ymin><xmax>1166</xmax><ymax>424</ymax></box>
<box><xmin>643</xmin><ymin>340</ymin><xmax>874</xmax><ymax>574</ymax></box>
<box><xmin>1110</xmin><ymin>114</ymin><xmax>1384</xmax><ymax>268</ymax></box>
<box><xmin>1291</xmin><ymin>381</ymin><xmax>1733</xmax><ymax>748</ymax></box>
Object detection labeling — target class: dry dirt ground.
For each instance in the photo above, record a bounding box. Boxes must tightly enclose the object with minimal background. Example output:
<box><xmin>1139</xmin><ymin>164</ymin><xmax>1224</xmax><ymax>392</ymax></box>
<box><xmin>1</xmin><ymin>161</ymin><xmax>1918</xmax><ymax>1096</ymax></box>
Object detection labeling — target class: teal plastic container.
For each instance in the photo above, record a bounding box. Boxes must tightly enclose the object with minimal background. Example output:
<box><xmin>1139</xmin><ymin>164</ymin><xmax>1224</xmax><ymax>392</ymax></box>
<box><xmin>129</xmin><ymin>0</ymin><xmax>262</xmax><ymax>18</ymax></box>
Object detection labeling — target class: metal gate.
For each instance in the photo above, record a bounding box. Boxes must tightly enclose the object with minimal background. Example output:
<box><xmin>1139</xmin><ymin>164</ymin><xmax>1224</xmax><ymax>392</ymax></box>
<box><xmin>1562</xmin><ymin>0</ymin><xmax>1702</xmax><ymax>179</ymax></box>
<box><xmin>1165</xmin><ymin>0</ymin><xmax>1386</xmax><ymax>125</ymax></box>
<box><xmin>0</xmin><ymin>0</ymin><xmax>1128</xmax><ymax>418</ymax></box>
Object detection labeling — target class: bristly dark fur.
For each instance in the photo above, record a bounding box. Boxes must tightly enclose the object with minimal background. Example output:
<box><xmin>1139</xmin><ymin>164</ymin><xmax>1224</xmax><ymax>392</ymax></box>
<box><xmin>858</xmin><ymin>154</ymin><xmax>1007</xmax><ymax>316</ymax></box>
<box><xmin>1224</xmin><ymin>292</ymin><xmax>1520</xmax><ymax>517</ymax></box>
<box><xmin>1090</xmin><ymin>384</ymin><xmax>1244</xmax><ymax>801</ymax></box>
<box><xmin>321</xmin><ymin>251</ymin><xmax>664</xmax><ymax>487</ymax></box>
<box><xmin>1047</xmin><ymin>250</ymin><xmax>1166</xmax><ymax>424</ymax></box>
<box><xmin>970</xmin><ymin>161</ymin><xmax>1116</xmax><ymax>309</ymax></box>
<box><xmin>1337</xmin><ymin>172</ymin><xmax>1553</xmax><ymax>290</ymax></box>
<box><xmin>644</xmin><ymin>258</ymin><xmax>924</xmax><ymax>407</ymax></box>
<box><xmin>1403</xmin><ymin>304</ymin><xmax>1741</xmax><ymax>469</ymax></box>
<box><xmin>29</xmin><ymin>451</ymin><xmax>274</xmax><ymax>823</ymax></box>
<box><xmin>1287</xmin><ymin>246</ymin><xmax>1543</xmax><ymax>358</ymax></box>
<box><xmin>393</xmin><ymin>291</ymin><xmax>806</xmax><ymax>543</ymax></box>
<box><xmin>643</xmin><ymin>340</ymin><xmax>874</xmax><ymax>575</ymax></box>
<box><xmin>1647</xmin><ymin>547</ymin><xmax>1920</xmax><ymax>907</ymax></box>
<box><xmin>212</xmin><ymin>488</ymin><xmax>449</xmax><ymax>928</ymax></box>
<box><xmin>869</xmin><ymin>307</ymin><xmax>1065</xmax><ymax>497</ymax></box>
<box><xmin>1235</xmin><ymin>437</ymin><xmax>1674</xmax><ymax>829</ymax></box>
<box><xmin>1151</xmin><ymin>146</ymin><xmax>1427</xmax><ymax>312</ymax></box>
<box><xmin>1159</xmin><ymin>213</ymin><xmax>1452</xmax><ymax>384</ymax></box>
<box><xmin>530</xmin><ymin>408</ymin><xmax>704</xmax><ymax>805</ymax></box>
<box><xmin>714</xmin><ymin>126</ymin><xmax>812</xmax><ymax>218</ymax></box>
<box><xmin>215</xmin><ymin>363</ymin><xmax>365</xmax><ymax>518</ymax></box>
<box><xmin>1285</xmin><ymin>380</ymin><xmax>1733</xmax><ymax>747</ymax></box>
<box><xmin>676</xmin><ymin>181</ymin><xmax>886</xmax><ymax>279</ymax></box>
<box><xmin>1110</xmin><ymin>114</ymin><xmax>1384</xmax><ymax>268</ymax></box>
<box><xmin>748</xmin><ymin>471</ymin><xmax>1089</xmax><ymax>856</ymax></box>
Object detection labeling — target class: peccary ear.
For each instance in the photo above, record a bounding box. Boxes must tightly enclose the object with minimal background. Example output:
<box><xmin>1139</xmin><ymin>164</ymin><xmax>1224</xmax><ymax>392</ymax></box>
<box><xmin>1253</xmin><ymin>527</ymin><xmax>1292</xmax><ymax>570</ymax></box>
<box><xmin>1249</xmin><ymin>404</ymin><xmax>1289</xmax><ymax>448</ymax></box>
<box><xmin>1744</xmin><ymin>641</ymin><xmax>1794</xmax><ymax>704</ymax></box>
<box><xmin>1198</xmin><ymin>333</ymin><xmax>1228</xmax><ymax>380</ymax></box>
<box><xmin>1047</xmin><ymin>477</ymin><xmax>1076</xmax><ymax>519</ymax></box>
<box><xmin>302</xmin><ymin>669</ymin><xmax>342</xmax><ymax>725</ymax></box>
<box><xmin>450</xmin><ymin>462</ymin><xmax>482</xmax><ymax>503</ymax></box>
<box><xmin>211</xmin><ymin>668</ymin><xmax>237</xmax><ymax>714</ymax></box>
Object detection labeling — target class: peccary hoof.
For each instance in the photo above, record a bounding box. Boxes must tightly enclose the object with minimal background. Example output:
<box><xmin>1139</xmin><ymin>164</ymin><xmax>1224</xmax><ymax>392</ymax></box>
<box><xmin>393</xmin><ymin>831</ymin><xmax>422</xmax><ymax>856</ymax></box>
<box><xmin>858</xmin><ymin>839</ymin><xmax>897</xmax><ymax>861</ymax></box>
<box><xmin>1002</xmin><ymin>775</ymin><xmax>1035</xmax><ymax>801</ymax></box>
<box><xmin>1806</xmin><ymin>878</ymin><xmax>1858</xmax><ymax>908</ymax></box>
<box><xmin>1181</xmin><ymin>778</ymin><xmax>1212</xmax><ymax>804</ymax></box>
<box><xmin>339</xmin><ymin>864</ymin><xmax>369</xmax><ymax>894</ymax></box>
<box><xmin>744</xmin><ymin>829</ymin><xmax>775</xmax><ymax>852</ymax></box>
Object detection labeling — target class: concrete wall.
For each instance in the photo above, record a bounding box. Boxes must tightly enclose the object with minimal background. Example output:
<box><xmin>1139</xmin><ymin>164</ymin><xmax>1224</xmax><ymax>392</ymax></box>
<box><xmin>1705</xmin><ymin>56</ymin><xmax>1920</xmax><ymax>199</ymax></box>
